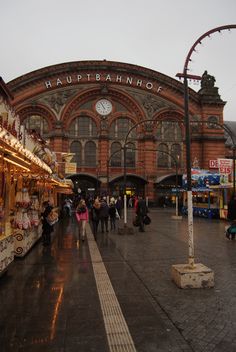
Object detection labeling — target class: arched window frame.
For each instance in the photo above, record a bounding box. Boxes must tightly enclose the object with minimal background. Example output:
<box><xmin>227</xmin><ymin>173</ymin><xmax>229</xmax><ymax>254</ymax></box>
<box><xmin>110</xmin><ymin>117</ymin><xmax>136</xmax><ymax>139</ymax></box>
<box><xmin>84</xmin><ymin>141</ymin><xmax>96</xmax><ymax>167</ymax></box>
<box><xmin>68</xmin><ymin>116</ymin><xmax>97</xmax><ymax>138</ymax></box>
<box><xmin>126</xmin><ymin>142</ymin><xmax>136</xmax><ymax>168</ymax></box>
<box><xmin>156</xmin><ymin>120</ymin><xmax>183</xmax><ymax>142</ymax></box>
<box><xmin>157</xmin><ymin>143</ymin><xmax>169</xmax><ymax>168</ymax></box>
<box><xmin>70</xmin><ymin>141</ymin><xmax>82</xmax><ymax>165</ymax></box>
<box><xmin>23</xmin><ymin>115</ymin><xmax>49</xmax><ymax>136</ymax></box>
<box><xmin>110</xmin><ymin>142</ymin><xmax>122</xmax><ymax>167</ymax></box>
<box><xmin>170</xmin><ymin>143</ymin><xmax>182</xmax><ymax>168</ymax></box>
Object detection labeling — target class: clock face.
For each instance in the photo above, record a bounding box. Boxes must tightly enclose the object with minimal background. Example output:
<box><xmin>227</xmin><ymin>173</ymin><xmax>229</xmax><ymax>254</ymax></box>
<box><xmin>95</xmin><ymin>99</ymin><xmax>112</xmax><ymax>116</ymax></box>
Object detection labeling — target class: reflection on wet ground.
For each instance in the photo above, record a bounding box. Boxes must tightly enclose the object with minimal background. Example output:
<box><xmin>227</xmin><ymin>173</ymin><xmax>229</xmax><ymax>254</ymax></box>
<box><xmin>0</xmin><ymin>215</ymin><xmax>109</xmax><ymax>352</ymax></box>
<box><xmin>1</xmin><ymin>209</ymin><xmax>233</xmax><ymax>352</ymax></box>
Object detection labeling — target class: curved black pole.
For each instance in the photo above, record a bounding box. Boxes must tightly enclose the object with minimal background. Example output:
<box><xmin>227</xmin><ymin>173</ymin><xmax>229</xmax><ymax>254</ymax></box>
<box><xmin>180</xmin><ymin>24</ymin><xmax>236</xmax><ymax>267</ymax></box>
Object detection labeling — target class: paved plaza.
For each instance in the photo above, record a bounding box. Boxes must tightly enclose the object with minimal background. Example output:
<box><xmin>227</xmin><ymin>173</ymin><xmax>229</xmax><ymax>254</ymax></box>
<box><xmin>0</xmin><ymin>208</ymin><xmax>236</xmax><ymax>352</ymax></box>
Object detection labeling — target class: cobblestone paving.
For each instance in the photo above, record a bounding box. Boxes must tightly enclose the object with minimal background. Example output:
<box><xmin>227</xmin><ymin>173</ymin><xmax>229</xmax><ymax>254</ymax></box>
<box><xmin>100</xmin><ymin>208</ymin><xmax>236</xmax><ymax>352</ymax></box>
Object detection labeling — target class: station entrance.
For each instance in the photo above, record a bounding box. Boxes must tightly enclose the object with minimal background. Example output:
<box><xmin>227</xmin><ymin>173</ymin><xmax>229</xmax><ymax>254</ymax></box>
<box><xmin>67</xmin><ymin>173</ymin><xmax>101</xmax><ymax>199</ymax></box>
<box><xmin>109</xmin><ymin>175</ymin><xmax>148</xmax><ymax>198</ymax></box>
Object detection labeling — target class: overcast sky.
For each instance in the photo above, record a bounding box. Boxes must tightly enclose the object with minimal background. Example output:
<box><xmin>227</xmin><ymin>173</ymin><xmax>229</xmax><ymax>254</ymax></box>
<box><xmin>1</xmin><ymin>0</ymin><xmax>236</xmax><ymax>121</ymax></box>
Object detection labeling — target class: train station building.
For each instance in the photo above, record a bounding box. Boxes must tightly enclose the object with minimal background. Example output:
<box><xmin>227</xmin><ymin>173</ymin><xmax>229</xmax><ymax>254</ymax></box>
<box><xmin>6</xmin><ymin>60</ymin><xmax>234</xmax><ymax>203</ymax></box>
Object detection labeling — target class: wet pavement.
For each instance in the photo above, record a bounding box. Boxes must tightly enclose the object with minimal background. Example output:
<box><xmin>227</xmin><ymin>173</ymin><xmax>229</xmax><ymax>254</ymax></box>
<box><xmin>1</xmin><ymin>208</ymin><xmax>236</xmax><ymax>352</ymax></box>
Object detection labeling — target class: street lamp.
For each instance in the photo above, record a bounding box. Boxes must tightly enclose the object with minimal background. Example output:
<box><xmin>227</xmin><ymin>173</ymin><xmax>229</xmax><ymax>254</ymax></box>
<box><xmin>172</xmin><ymin>25</ymin><xmax>236</xmax><ymax>288</ymax></box>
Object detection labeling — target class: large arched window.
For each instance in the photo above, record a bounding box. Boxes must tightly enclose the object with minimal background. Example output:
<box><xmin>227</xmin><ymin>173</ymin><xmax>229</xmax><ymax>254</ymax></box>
<box><xmin>157</xmin><ymin>143</ymin><xmax>169</xmax><ymax>168</ymax></box>
<box><xmin>70</xmin><ymin>141</ymin><xmax>82</xmax><ymax>165</ymax></box>
<box><xmin>126</xmin><ymin>142</ymin><xmax>135</xmax><ymax>167</ymax></box>
<box><xmin>110</xmin><ymin>118</ymin><xmax>136</xmax><ymax>139</ymax></box>
<box><xmin>84</xmin><ymin>141</ymin><xmax>96</xmax><ymax>166</ymax></box>
<box><xmin>110</xmin><ymin>142</ymin><xmax>122</xmax><ymax>167</ymax></box>
<box><xmin>69</xmin><ymin>116</ymin><xmax>97</xmax><ymax>137</ymax></box>
<box><xmin>23</xmin><ymin>115</ymin><xmax>49</xmax><ymax>136</ymax></box>
<box><xmin>156</xmin><ymin>121</ymin><xmax>182</xmax><ymax>141</ymax></box>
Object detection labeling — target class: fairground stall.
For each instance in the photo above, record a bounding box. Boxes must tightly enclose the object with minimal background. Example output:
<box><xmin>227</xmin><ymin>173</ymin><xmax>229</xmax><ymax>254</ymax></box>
<box><xmin>0</xmin><ymin>79</ymin><xmax>54</xmax><ymax>274</ymax></box>
<box><xmin>181</xmin><ymin>169</ymin><xmax>232</xmax><ymax>219</ymax></box>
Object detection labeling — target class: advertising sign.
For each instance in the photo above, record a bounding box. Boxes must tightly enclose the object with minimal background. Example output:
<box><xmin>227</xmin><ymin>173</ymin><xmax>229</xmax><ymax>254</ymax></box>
<box><xmin>209</xmin><ymin>159</ymin><xmax>218</xmax><ymax>169</ymax></box>
<box><xmin>65</xmin><ymin>162</ymin><xmax>77</xmax><ymax>174</ymax></box>
<box><xmin>218</xmin><ymin>158</ymin><xmax>232</xmax><ymax>175</ymax></box>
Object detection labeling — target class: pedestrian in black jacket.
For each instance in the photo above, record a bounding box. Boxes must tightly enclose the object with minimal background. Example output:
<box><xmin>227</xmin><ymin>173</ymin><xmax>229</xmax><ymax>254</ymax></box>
<box><xmin>136</xmin><ymin>196</ymin><xmax>148</xmax><ymax>232</ymax></box>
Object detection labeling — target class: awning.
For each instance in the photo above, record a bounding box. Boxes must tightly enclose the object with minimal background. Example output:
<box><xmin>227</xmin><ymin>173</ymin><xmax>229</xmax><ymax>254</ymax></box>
<box><xmin>155</xmin><ymin>173</ymin><xmax>176</xmax><ymax>184</ymax></box>
<box><xmin>0</xmin><ymin>129</ymin><xmax>52</xmax><ymax>174</ymax></box>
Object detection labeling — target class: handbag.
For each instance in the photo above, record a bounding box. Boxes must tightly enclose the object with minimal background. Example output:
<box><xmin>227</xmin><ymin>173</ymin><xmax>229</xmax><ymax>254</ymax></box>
<box><xmin>143</xmin><ymin>215</ymin><xmax>151</xmax><ymax>225</ymax></box>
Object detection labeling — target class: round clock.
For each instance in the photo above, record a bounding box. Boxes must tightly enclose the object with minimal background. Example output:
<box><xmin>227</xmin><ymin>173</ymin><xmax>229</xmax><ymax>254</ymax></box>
<box><xmin>95</xmin><ymin>99</ymin><xmax>112</xmax><ymax>116</ymax></box>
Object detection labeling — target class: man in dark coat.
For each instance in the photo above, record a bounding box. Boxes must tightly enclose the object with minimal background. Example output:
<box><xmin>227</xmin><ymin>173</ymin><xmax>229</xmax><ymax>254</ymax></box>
<box><xmin>136</xmin><ymin>196</ymin><xmax>148</xmax><ymax>232</ymax></box>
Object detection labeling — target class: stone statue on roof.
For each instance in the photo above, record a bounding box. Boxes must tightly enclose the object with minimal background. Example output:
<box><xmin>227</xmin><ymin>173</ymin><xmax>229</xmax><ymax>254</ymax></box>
<box><xmin>201</xmin><ymin>71</ymin><xmax>216</xmax><ymax>89</ymax></box>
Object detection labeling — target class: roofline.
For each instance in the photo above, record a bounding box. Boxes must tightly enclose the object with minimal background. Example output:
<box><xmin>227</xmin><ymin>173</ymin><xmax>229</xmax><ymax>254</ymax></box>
<box><xmin>0</xmin><ymin>77</ymin><xmax>13</xmax><ymax>100</ymax></box>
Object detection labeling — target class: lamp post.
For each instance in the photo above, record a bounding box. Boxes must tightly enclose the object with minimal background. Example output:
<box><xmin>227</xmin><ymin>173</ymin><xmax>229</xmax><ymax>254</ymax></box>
<box><xmin>176</xmin><ymin>25</ymin><xmax>236</xmax><ymax>268</ymax></box>
<box><xmin>183</xmin><ymin>69</ymin><xmax>195</xmax><ymax>267</ymax></box>
<box><xmin>172</xmin><ymin>25</ymin><xmax>236</xmax><ymax>288</ymax></box>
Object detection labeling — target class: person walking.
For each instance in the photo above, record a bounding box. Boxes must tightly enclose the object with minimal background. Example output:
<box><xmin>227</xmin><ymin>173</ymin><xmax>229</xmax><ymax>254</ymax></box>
<box><xmin>136</xmin><ymin>195</ymin><xmax>148</xmax><ymax>232</ymax></box>
<box><xmin>90</xmin><ymin>198</ymin><xmax>101</xmax><ymax>240</ymax></box>
<box><xmin>109</xmin><ymin>199</ymin><xmax>117</xmax><ymax>231</ymax></box>
<box><xmin>100</xmin><ymin>197</ymin><xmax>109</xmax><ymax>233</ymax></box>
<box><xmin>76</xmin><ymin>199</ymin><xmax>89</xmax><ymax>242</ymax></box>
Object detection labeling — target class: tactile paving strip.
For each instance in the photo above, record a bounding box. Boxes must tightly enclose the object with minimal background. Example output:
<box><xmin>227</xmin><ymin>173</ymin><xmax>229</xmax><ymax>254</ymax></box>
<box><xmin>86</xmin><ymin>225</ymin><xmax>137</xmax><ymax>352</ymax></box>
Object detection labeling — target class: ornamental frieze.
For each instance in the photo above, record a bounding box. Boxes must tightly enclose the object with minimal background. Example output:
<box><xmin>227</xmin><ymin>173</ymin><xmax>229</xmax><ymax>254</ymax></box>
<box><xmin>43</xmin><ymin>90</ymin><xmax>76</xmax><ymax>114</ymax></box>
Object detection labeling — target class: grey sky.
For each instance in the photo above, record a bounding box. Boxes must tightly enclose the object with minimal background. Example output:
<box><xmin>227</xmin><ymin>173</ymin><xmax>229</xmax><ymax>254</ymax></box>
<box><xmin>1</xmin><ymin>0</ymin><xmax>236</xmax><ymax>120</ymax></box>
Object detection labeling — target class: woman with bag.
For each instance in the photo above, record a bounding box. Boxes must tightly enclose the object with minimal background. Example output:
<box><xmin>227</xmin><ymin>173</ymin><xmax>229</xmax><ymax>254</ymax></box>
<box><xmin>76</xmin><ymin>199</ymin><xmax>89</xmax><ymax>241</ymax></box>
